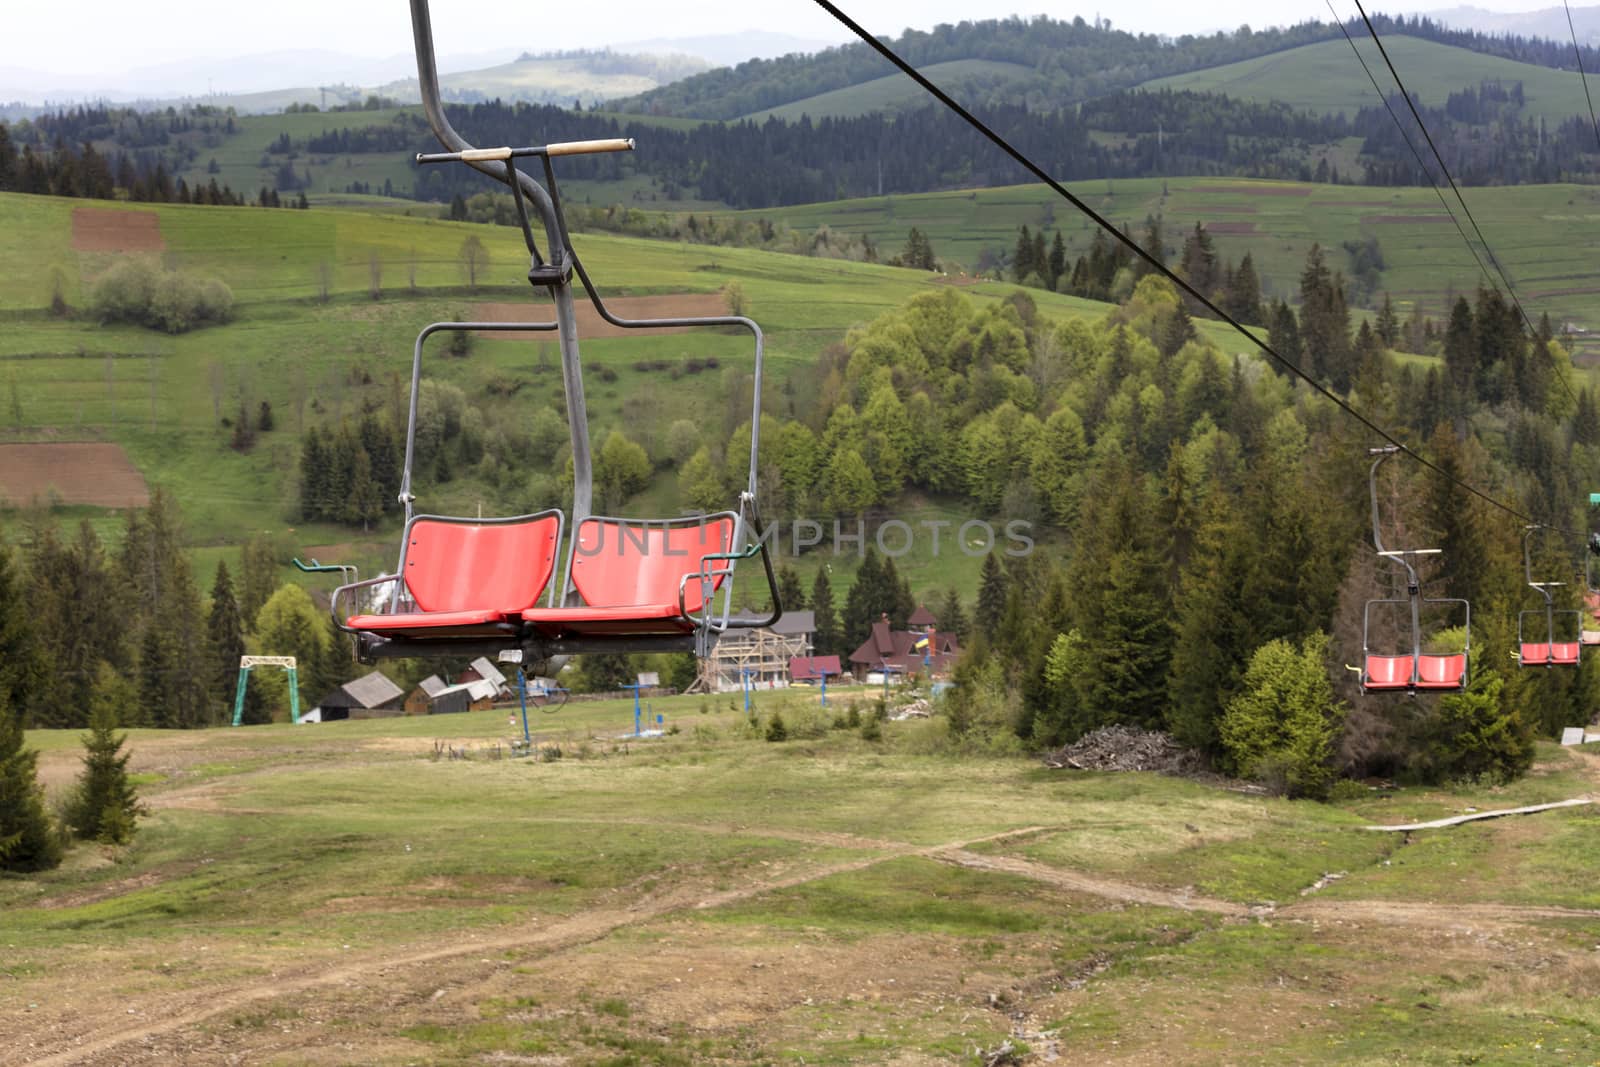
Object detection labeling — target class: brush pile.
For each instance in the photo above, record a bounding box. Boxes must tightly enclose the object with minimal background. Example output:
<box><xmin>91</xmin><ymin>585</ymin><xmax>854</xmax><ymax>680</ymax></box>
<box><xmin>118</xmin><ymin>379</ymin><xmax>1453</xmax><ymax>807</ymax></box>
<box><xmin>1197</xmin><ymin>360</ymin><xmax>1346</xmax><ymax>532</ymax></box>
<box><xmin>1042</xmin><ymin>725</ymin><xmax>1199</xmax><ymax>774</ymax></box>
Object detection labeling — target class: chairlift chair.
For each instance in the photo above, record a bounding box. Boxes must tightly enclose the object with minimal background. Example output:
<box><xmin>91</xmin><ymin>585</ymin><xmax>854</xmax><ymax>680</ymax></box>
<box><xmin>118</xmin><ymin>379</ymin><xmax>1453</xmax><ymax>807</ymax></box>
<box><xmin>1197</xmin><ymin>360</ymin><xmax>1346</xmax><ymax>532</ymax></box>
<box><xmin>1518</xmin><ymin>525</ymin><xmax>1582</xmax><ymax>667</ymax></box>
<box><xmin>1356</xmin><ymin>447</ymin><xmax>1470</xmax><ymax>694</ymax></box>
<box><xmin>331</xmin><ymin>0</ymin><xmax>780</xmax><ymax>664</ymax></box>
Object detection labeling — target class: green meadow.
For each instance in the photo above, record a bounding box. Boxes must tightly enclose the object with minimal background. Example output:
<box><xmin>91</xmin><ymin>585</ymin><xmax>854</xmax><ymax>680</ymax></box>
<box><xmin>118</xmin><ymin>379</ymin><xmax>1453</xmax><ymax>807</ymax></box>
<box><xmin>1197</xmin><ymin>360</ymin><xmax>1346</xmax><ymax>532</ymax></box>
<box><xmin>0</xmin><ymin>190</ymin><xmax>1100</xmax><ymax>600</ymax></box>
<box><xmin>7</xmin><ymin>696</ymin><xmax>1600</xmax><ymax>1063</ymax></box>
<box><xmin>726</xmin><ymin>176</ymin><xmax>1600</xmax><ymax>333</ymax></box>
<box><xmin>1144</xmin><ymin>34</ymin><xmax>1600</xmax><ymax>123</ymax></box>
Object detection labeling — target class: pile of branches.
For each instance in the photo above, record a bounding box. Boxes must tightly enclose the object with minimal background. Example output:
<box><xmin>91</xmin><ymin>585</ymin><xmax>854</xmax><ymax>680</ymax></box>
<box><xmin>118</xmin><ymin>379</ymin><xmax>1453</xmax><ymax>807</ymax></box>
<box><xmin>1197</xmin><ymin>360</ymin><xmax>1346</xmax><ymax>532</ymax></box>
<box><xmin>1042</xmin><ymin>725</ymin><xmax>1202</xmax><ymax>775</ymax></box>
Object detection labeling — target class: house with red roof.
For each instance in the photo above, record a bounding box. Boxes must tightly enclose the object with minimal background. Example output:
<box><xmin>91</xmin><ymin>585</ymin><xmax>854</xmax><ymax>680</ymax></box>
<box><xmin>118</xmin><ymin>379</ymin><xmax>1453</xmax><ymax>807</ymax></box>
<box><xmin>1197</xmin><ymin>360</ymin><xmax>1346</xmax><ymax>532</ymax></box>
<box><xmin>847</xmin><ymin>607</ymin><xmax>961</xmax><ymax>682</ymax></box>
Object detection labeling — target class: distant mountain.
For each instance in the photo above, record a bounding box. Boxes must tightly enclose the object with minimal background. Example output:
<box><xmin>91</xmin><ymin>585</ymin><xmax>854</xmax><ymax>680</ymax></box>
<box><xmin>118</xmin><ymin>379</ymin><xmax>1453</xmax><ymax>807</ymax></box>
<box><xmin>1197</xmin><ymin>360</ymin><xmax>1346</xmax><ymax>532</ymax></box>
<box><xmin>0</xmin><ymin>49</ymin><xmax>520</xmax><ymax>106</ymax></box>
<box><xmin>616</xmin><ymin>31</ymin><xmax>845</xmax><ymax>66</ymax></box>
<box><xmin>0</xmin><ymin>48</ymin><xmax>708</xmax><ymax>115</ymax></box>
<box><xmin>1416</xmin><ymin>4</ymin><xmax>1600</xmax><ymax>46</ymax></box>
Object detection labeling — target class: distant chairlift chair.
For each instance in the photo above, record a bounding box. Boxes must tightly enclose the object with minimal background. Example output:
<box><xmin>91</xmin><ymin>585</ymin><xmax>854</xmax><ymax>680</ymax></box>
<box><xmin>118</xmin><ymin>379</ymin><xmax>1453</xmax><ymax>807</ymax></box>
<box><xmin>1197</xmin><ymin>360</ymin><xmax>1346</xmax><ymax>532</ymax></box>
<box><xmin>1518</xmin><ymin>524</ymin><xmax>1581</xmax><ymax>667</ymax></box>
<box><xmin>1357</xmin><ymin>447</ymin><xmax>1471</xmax><ymax>694</ymax></box>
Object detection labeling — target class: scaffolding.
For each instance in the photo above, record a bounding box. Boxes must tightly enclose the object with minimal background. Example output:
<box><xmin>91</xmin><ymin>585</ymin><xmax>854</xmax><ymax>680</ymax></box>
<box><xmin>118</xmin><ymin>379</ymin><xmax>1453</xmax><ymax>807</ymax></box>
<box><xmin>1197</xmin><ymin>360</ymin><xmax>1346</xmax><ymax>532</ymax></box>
<box><xmin>692</xmin><ymin>621</ymin><xmax>812</xmax><ymax>693</ymax></box>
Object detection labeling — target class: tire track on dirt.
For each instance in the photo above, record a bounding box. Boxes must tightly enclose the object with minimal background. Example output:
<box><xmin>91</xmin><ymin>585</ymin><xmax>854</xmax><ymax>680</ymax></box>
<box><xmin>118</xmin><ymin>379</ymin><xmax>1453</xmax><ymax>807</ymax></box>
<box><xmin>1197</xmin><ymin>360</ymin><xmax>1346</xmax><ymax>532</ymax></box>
<box><xmin>20</xmin><ymin>827</ymin><xmax>1047</xmax><ymax>1066</ymax></box>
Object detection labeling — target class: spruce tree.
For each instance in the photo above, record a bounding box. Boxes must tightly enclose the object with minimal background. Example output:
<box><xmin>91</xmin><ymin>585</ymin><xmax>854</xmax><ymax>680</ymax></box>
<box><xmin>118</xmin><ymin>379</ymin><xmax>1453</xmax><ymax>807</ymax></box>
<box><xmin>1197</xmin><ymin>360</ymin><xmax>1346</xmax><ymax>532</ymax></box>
<box><xmin>1136</xmin><ymin>214</ymin><xmax>1166</xmax><ymax>278</ymax></box>
<box><xmin>1012</xmin><ymin>225</ymin><xmax>1035</xmax><ymax>282</ymax></box>
<box><xmin>1376</xmin><ymin>292</ymin><xmax>1399</xmax><ymax>346</ymax></box>
<box><xmin>1047</xmin><ymin>231</ymin><xmax>1068</xmax><ymax>290</ymax></box>
<box><xmin>1443</xmin><ymin>296</ymin><xmax>1476</xmax><ymax>416</ymax></box>
<box><xmin>976</xmin><ymin>553</ymin><xmax>1008</xmax><ymax>638</ymax></box>
<box><xmin>777</xmin><ymin>565</ymin><xmax>806</xmax><ymax>613</ymax></box>
<box><xmin>0</xmin><ymin>539</ymin><xmax>40</xmax><ymax>714</ymax></box>
<box><xmin>1166</xmin><ymin>496</ymin><xmax>1256</xmax><ymax>756</ymax></box>
<box><xmin>0</xmin><ymin>691</ymin><xmax>61</xmax><ymax>872</ymax></box>
<box><xmin>938</xmin><ymin>589</ymin><xmax>969</xmax><ymax>641</ymax></box>
<box><xmin>66</xmin><ymin>670</ymin><xmax>144</xmax><ymax>844</ymax></box>
<box><xmin>1226</xmin><ymin>253</ymin><xmax>1264</xmax><ymax>324</ymax></box>
<box><xmin>208</xmin><ymin>562</ymin><xmax>245</xmax><ymax>723</ymax></box>
<box><xmin>842</xmin><ymin>549</ymin><xmax>890</xmax><ymax>650</ymax></box>
<box><xmin>811</xmin><ymin>568</ymin><xmax>840</xmax><ymax>657</ymax></box>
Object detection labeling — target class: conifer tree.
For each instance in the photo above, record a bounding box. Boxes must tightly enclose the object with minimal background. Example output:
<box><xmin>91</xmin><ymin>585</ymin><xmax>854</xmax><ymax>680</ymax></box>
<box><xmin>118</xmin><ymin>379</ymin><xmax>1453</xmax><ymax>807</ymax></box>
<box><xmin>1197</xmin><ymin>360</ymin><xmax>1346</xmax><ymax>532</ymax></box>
<box><xmin>208</xmin><ymin>562</ymin><xmax>245</xmax><ymax>722</ymax></box>
<box><xmin>1166</xmin><ymin>494</ymin><xmax>1256</xmax><ymax>756</ymax></box>
<box><xmin>1424</xmin><ymin>422</ymin><xmax>1488</xmax><ymax>605</ymax></box>
<box><xmin>938</xmin><ymin>589</ymin><xmax>969</xmax><ymax>641</ymax></box>
<box><xmin>1047</xmin><ymin>231</ymin><xmax>1067</xmax><ymax>290</ymax></box>
<box><xmin>1135</xmin><ymin>214</ymin><xmax>1166</xmax><ymax>279</ymax></box>
<box><xmin>777</xmin><ymin>565</ymin><xmax>806</xmax><ymax>613</ymax></box>
<box><xmin>1225</xmin><ymin>253</ymin><xmax>1263</xmax><ymax>324</ymax></box>
<box><xmin>1375</xmin><ymin>292</ymin><xmax>1399</xmax><ymax>346</ymax></box>
<box><xmin>811</xmin><ymin>568</ymin><xmax>840</xmax><ymax>657</ymax></box>
<box><xmin>65</xmin><ymin>670</ymin><xmax>144</xmax><ymax>844</ymax></box>
<box><xmin>0</xmin><ymin>539</ymin><xmax>39</xmax><ymax>715</ymax></box>
<box><xmin>1443</xmin><ymin>296</ymin><xmax>1476</xmax><ymax>416</ymax></box>
<box><xmin>1012</xmin><ymin>225</ymin><xmax>1035</xmax><ymax>282</ymax></box>
<box><xmin>976</xmin><ymin>552</ymin><xmax>1008</xmax><ymax>638</ymax></box>
<box><xmin>1267</xmin><ymin>299</ymin><xmax>1302</xmax><ymax>372</ymax></box>
<box><xmin>0</xmin><ymin>691</ymin><xmax>61</xmax><ymax>872</ymax></box>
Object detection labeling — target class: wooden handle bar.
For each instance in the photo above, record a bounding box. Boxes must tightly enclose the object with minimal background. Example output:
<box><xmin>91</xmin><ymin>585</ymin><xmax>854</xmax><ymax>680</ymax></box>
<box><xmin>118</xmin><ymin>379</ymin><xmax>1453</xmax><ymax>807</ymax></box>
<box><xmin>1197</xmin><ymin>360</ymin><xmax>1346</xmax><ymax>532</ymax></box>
<box><xmin>419</xmin><ymin>139</ymin><xmax>637</xmax><ymax>165</ymax></box>
<box><xmin>546</xmin><ymin>138</ymin><xmax>635</xmax><ymax>156</ymax></box>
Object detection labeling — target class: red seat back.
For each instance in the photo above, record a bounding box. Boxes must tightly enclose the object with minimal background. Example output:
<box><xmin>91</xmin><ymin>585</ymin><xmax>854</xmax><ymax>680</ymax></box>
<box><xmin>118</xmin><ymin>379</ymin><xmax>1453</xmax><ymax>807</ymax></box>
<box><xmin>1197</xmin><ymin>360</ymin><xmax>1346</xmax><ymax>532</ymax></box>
<box><xmin>405</xmin><ymin>514</ymin><xmax>561</xmax><ymax>614</ymax></box>
<box><xmin>1551</xmin><ymin>643</ymin><xmax>1581</xmax><ymax>664</ymax></box>
<box><xmin>570</xmin><ymin>517</ymin><xmax>737</xmax><ymax>613</ymax></box>
<box><xmin>1365</xmin><ymin>655</ymin><xmax>1414</xmax><ymax>688</ymax></box>
<box><xmin>1417</xmin><ymin>654</ymin><xmax>1466</xmax><ymax>687</ymax></box>
<box><xmin>1521</xmin><ymin>642</ymin><xmax>1551</xmax><ymax>665</ymax></box>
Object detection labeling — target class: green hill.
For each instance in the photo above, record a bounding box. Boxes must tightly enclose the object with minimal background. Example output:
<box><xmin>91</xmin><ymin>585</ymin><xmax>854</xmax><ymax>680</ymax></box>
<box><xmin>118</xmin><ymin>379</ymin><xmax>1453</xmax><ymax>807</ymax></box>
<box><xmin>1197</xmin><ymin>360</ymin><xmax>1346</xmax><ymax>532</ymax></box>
<box><xmin>1143</xmin><ymin>34</ymin><xmax>1596</xmax><ymax>122</ymax></box>
<box><xmin>722</xmin><ymin>177</ymin><xmax>1600</xmax><ymax>350</ymax></box>
<box><xmin>742</xmin><ymin>60</ymin><xmax>1038</xmax><ymax>122</ymax></box>
<box><xmin>0</xmin><ymin>191</ymin><xmax>1107</xmax><ymax>598</ymax></box>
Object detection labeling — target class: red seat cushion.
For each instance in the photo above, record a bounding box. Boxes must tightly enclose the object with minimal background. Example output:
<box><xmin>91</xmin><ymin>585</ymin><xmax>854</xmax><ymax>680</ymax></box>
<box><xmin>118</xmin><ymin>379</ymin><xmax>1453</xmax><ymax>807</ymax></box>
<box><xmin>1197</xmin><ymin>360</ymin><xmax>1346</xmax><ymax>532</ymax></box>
<box><xmin>525</xmin><ymin>517</ymin><xmax>738</xmax><ymax>636</ymax></box>
<box><xmin>1364</xmin><ymin>655</ymin><xmax>1414</xmax><ymax>689</ymax></box>
<box><xmin>346</xmin><ymin>608</ymin><xmax>514</xmax><ymax>638</ymax></box>
<box><xmin>405</xmin><ymin>515</ymin><xmax>561</xmax><ymax>614</ymax></box>
<box><xmin>1550</xmin><ymin>643</ymin><xmax>1581</xmax><ymax>664</ymax></box>
<box><xmin>1521</xmin><ymin>643</ymin><xmax>1551</xmax><ymax>666</ymax></box>
<box><xmin>567</xmin><ymin>517</ymin><xmax>736</xmax><ymax>613</ymax></box>
<box><xmin>523</xmin><ymin>603</ymin><xmax>697</xmax><ymax>636</ymax></box>
<box><xmin>1416</xmin><ymin>654</ymin><xmax>1467</xmax><ymax>688</ymax></box>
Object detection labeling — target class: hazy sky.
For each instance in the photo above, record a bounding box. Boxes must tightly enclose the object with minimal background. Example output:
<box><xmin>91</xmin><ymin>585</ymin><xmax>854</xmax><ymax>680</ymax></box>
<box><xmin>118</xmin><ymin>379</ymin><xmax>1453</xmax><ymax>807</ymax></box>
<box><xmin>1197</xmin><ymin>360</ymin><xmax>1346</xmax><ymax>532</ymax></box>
<box><xmin>6</xmin><ymin>0</ymin><xmax>1576</xmax><ymax>80</ymax></box>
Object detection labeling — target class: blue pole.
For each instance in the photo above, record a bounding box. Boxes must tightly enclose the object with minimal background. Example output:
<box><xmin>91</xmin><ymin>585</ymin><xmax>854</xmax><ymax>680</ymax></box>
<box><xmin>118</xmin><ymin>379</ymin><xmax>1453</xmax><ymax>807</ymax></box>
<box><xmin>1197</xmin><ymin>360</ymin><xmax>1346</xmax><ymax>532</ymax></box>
<box><xmin>622</xmin><ymin>682</ymin><xmax>644</xmax><ymax>736</ymax></box>
<box><xmin>820</xmin><ymin>669</ymin><xmax>828</xmax><ymax>708</ymax></box>
<box><xmin>517</xmin><ymin>669</ymin><xmax>531</xmax><ymax>746</ymax></box>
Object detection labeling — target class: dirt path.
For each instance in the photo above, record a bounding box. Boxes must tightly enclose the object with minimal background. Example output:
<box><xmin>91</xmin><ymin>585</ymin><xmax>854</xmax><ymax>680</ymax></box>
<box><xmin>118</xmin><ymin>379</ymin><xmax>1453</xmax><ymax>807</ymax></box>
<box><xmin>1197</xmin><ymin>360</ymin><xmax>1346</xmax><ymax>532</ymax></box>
<box><xmin>934</xmin><ymin>849</ymin><xmax>1253</xmax><ymax>916</ymax></box>
<box><xmin>20</xmin><ymin>827</ymin><xmax>1045</xmax><ymax>1066</ymax></box>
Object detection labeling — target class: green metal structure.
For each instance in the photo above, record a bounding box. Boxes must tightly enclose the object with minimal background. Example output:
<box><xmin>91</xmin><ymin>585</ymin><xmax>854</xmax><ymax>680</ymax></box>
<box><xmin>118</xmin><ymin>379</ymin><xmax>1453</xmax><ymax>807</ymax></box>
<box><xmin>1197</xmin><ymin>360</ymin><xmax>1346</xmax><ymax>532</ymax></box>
<box><xmin>231</xmin><ymin>655</ymin><xmax>301</xmax><ymax>726</ymax></box>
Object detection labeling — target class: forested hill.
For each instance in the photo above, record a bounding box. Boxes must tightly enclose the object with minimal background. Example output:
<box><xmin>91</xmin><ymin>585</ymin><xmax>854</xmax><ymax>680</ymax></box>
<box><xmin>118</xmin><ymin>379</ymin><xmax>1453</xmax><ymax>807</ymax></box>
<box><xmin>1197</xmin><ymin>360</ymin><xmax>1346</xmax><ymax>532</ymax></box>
<box><xmin>612</xmin><ymin>13</ymin><xmax>1600</xmax><ymax>120</ymax></box>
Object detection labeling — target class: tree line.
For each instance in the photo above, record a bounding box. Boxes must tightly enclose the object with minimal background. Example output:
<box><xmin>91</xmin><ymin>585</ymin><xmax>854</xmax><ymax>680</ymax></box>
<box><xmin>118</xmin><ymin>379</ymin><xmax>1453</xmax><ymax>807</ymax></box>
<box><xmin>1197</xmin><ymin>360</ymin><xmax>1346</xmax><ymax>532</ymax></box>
<box><xmin>0</xmin><ymin>491</ymin><xmax>367</xmax><ymax>733</ymax></box>
<box><xmin>737</xmin><ymin>270</ymin><xmax>1595</xmax><ymax>793</ymax></box>
<box><xmin>611</xmin><ymin>13</ymin><xmax>1600</xmax><ymax>121</ymax></box>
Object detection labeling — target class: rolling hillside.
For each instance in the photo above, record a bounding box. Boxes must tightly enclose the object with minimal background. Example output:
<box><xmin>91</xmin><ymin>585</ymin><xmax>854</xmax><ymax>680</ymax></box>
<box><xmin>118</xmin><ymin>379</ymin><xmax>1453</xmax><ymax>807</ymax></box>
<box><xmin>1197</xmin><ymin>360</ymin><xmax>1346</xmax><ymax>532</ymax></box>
<box><xmin>1143</xmin><ymin>33</ymin><xmax>1598</xmax><ymax>122</ymax></box>
<box><xmin>724</xmin><ymin>176</ymin><xmax>1600</xmax><ymax>346</ymax></box>
<box><xmin>0</xmin><ymin>190</ymin><xmax>1109</xmax><ymax>598</ymax></box>
<box><xmin>742</xmin><ymin>59</ymin><xmax>1037</xmax><ymax>122</ymax></box>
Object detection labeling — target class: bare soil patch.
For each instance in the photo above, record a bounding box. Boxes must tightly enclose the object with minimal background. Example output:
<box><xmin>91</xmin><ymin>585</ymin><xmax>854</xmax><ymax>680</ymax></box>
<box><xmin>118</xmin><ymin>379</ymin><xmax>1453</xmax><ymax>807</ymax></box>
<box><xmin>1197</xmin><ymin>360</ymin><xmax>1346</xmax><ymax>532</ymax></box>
<box><xmin>474</xmin><ymin>293</ymin><xmax>731</xmax><ymax>340</ymax></box>
<box><xmin>71</xmin><ymin>207</ymin><xmax>165</xmax><ymax>253</ymax></box>
<box><xmin>0</xmin><ymin>442</ymin><xmax>148</xmax><ymax>508</ymax></box>
<box><xmin>1361</xmin><ymin>214</ymin><xmax>1455</xmax><ymax>225</ymax></box>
